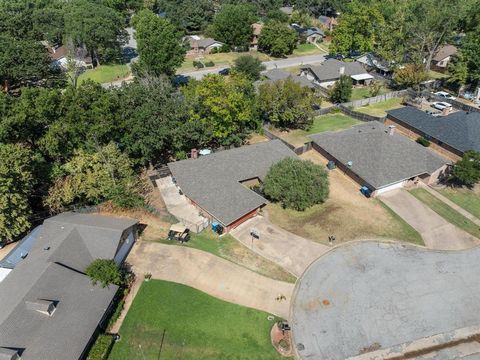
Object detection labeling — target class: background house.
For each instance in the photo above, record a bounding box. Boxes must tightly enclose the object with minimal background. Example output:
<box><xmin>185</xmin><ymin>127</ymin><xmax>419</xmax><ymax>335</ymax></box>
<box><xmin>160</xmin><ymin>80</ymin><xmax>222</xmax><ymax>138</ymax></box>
<box><xmin>432</xmin><ymin>45</ymin><xmax>457</xmax><ymax>71</ymax></box>
<box><xmin>251</xmin><ymin>23</ymin><xmax>263</xmax><ymax>51</ymax></box>
<box><xmin>386</xmin><ymin>107</ymin><xmax>480</xmax><ymax>161</ymax></box>
<box><xmin>187</xmin><ymin>36</ymin><xmax>224</xmax><ymax>55</ymax></box>
<box><xmin>318</xmin><ymin>15</ymin><xmax>337</xmax><ymax>31</ymax></box>
<box><xmin>300</xmin><ymin>59</ymin><xmax>373</xmax><ymax>88</ymax></box>
<box><xmin>46</xmin><ymin>44</ymin><xmax>93</xmax><ymax>70</ymax></box>
<box><xmin>355</xmin><ymin>53</ymin><xmax>393</xmax><ymax>76</ymax></box>
<box><xmin>0</xmin><ymin>212</ymin><xmax>138</xmax><ymax>360</ymax></box>
<box><xmin>310</xmin><ymin>122</ymin><xmax>449</xmax><ymax>196</ymax></box>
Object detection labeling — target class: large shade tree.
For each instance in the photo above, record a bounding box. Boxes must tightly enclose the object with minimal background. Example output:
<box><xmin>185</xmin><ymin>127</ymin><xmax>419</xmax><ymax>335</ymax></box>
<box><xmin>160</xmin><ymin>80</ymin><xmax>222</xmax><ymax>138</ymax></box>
<box><xmin>258</xmin><ymin>21</ymin><xmax>298</xmax><ymax>57</ymax></box>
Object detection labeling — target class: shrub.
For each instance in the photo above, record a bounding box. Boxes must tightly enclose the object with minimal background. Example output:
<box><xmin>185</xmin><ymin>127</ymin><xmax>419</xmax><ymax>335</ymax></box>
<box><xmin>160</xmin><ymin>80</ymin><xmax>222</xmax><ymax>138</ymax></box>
<box><xmin>263</xmin><ymin>158</ymin><xmax>329</xmax><ymax>211</ymax></box>
<box><xmin>86</xmin><ymin>259</ymin><xmax>124</xmax><ymax>288</ymax></box>
<box><xmin>416</xmin><ymin>137</ymin><xmax>431</xmax><ymax>147</ymax></box>
<box><xmin>330</xmin><ymin>75</ymin><xmax>352</xmax><ymax>103</ymax></box>
<box><xmin>451</xmin><ymin>150</ymin><xmax>480</xmax><ymax>186</ymax></box>
<box><xmin>87</xmin><ymin>334</ymin><xmax>114</xmax><ymax>360</ymax></box>
<box><xmin>205</xmin><ymin>60</ymin><xmax>215</xmax><ymax>67</ymax></box>
<box><xmin>193</xmin><ymin>61</ymin><xmax>204</xmax><ymax>69</ymax></box>
<box><xmin>219</xmin><ymin>44</ymin><xmax>231</xmax><ymax>53</ymax></box>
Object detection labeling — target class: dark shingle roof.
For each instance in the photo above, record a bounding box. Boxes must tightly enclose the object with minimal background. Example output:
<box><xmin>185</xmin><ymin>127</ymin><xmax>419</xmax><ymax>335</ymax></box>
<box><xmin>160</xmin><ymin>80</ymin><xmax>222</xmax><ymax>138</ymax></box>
<box><xmin>433</xmin><ymin>45</ymin><xmax>457</xmax><ymax>62</ymax></box>
<box><xmin>387</xmin><ymin>107</ymin><xmax>480</xmax><ymax>153</ymax></box>
<box><xmin>168</xmin><ymin>140</ymin><xmax>297</xmax><ymax>226</ymax></box>
<box><xmin>0</xmin><ymin>213</ymin><xmax>137</xmax><ymax>360</ymax></box>
<box><xmin>262</xmin><ymin>69</ymin><xmax>316</xmax><ymax>89</ymax></box>
<box><xmin>310</xmin><ymin>122</ymin><xmax>448</xmax><ymax>189</ymax></box>
<box><xmin>303</xmin><ymin>59</ymin><xmax>368</xmax><ymax>82</ymax></box>
<box><xmin>196</xmin><ymin>38</ymin><xmax>222</xmax><ymax>49</ymax></box>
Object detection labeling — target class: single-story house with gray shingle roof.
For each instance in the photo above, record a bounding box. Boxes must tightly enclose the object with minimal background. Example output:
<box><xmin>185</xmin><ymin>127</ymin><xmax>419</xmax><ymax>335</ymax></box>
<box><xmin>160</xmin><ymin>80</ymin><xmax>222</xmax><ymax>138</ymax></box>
<box><xmin>386</xmin><ymin>106</ymin><xmax>480</xmax><ymax>161</ymax></box>
<box><xmin>0</xmin><ymin>212</ymin><xmax>138</xmax><ymax>360</ymax></box>
<box><xmin>300</xmin><ymin>59</ymin><xmax>373</xmax><ymax>88</ymax></box>
<box><xmin>291</xmin><ymin>25</ymin><xmax>325</xmax><ymax>44</ymax></box>
<box><xmin>257</xmin><ymin>69</ymin><xmax>316</xmax><ymax>90</ymax></box>
<box><xmin>168</xmin><ymin>140</ymin><xmax>297</xmax><ymax>232</ymax></box>
<box><xmin>188</xmin><ymin>36</ymin><xmax>224</xmax><ymax>54</ymax></box>
<box><xmin>310</xmin><ymin>122</ymin><xmax>449</xmax><ymax>196</ymax></box>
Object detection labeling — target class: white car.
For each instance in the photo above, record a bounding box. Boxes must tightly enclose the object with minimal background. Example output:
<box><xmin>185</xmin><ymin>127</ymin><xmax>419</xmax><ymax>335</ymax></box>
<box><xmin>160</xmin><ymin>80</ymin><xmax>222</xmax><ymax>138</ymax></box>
<box><xmin>434</xmin><ymin>91</ymin><xmax>456</xmax><ymax>100</ymax></box>
<box><xmin>432</xmin><ymin>101</ymin><xmax>453</xmax><ymax>111</ymax></box>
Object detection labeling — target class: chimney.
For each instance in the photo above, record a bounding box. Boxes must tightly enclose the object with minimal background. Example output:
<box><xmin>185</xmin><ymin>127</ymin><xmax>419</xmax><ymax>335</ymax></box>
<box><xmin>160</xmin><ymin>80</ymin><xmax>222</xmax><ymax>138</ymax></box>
<box><xmin>26</xmin><ymin>299</ymin><xmax>57</xmax><ymax>316</ymax></box>
<box><xmin>442</xmin><ymin>107</ymin><xmax>451</xmax><ymax>116</ymax></box>
<box><xmin>388</xmin><ymin>125</ymin><xmax>396</xmax><ymax>136</ymax></box>
<box><xmin>339</xmin><ymin>66</ymin><xmax>345</xmax><ymax>75</ymax></box>
<box><xmin>191</xmin><ymin>148</ymin><xmax>198</xmax><ymax>159</ymax></box>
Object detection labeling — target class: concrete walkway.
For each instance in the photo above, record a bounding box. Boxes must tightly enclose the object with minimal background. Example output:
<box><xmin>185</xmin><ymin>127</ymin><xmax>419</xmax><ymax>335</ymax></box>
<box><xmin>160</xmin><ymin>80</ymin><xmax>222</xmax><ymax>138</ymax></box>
<box><xmin>380</xmin><ymin>189</ymin><xmax>480</xmax><ymax>250</ymax></box>
<box><xmin>230</xmin><ymin>216</ymin><xmax>330</xmax><ymax>277</ymax></box>
<box><xmin>156</xmin><ymin>176</ymin><xmax>208</xmax><ymax>232</ymax></box>
<box><xmin>124</xmin><ymin>241</ymin><xmax>294</xmax><ymax>319</ymax></box>
<box><xmin>421</xmin><ymin>184</ymin><xmax>480</xmax><ymax>226</ymax></box>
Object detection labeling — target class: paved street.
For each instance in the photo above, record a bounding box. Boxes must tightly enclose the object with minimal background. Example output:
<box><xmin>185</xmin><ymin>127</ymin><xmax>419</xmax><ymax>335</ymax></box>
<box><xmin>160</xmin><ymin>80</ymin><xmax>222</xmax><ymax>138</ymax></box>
<box><xmin>230</xmin><ymin>216</ymin><xmax>329</xmax><ymax>277</ymax></box>
<box><xmin>379</xmin><ymin>189</ymin><xmax>480</xmax><ymax>250</ymax></box>
<box><xmin>127</xmin><ymin>241</ymin><xmax>294</xmax><ymax>318</ymax></box>
<box><xmin>180</xmin><ymin>53</ymin><xmax>326</xmax><ymax>80</ymax></box>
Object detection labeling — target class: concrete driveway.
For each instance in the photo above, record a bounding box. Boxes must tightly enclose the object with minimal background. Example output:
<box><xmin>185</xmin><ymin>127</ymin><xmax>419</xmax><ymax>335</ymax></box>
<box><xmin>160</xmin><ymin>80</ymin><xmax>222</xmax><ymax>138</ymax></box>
<box><xmin>379</xmin><ymin>189</ymin><xmax>480</xmax><ymax>250</ymax></box>
<box><xmin>127</xmin><ymin>241</ymin><xmax>294</xmax><ymax>318</ymax></box>
<box><xmin>230</xmin><ymin>216</ymin><xmax>329</xmax><ymax>277</ymax></box>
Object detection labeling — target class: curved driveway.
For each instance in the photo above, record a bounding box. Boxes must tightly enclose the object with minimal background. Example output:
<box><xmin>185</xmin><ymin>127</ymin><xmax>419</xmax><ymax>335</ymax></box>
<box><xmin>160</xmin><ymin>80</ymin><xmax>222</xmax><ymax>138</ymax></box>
<box><xmin>128</xmin><ymin>241</ymin><xmax>294</xmax><ymax>318</ymax></box>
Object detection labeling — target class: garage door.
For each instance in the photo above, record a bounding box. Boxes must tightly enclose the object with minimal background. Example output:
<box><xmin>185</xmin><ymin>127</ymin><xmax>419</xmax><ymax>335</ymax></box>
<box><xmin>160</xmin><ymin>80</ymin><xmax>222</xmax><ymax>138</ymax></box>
<box><xmin>375</xmin><ymin>181</ymin><xmax>405</xmax><ymax>195</ymax></box>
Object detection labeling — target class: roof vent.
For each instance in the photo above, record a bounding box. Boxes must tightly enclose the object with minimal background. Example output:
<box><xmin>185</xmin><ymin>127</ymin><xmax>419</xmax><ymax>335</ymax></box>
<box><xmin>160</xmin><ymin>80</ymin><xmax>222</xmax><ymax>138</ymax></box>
<box><xmin>0</xmin><ymin>348</ymin><xmax>21</xmax><ymax>360</ymax></box>
<box><xmin>347</xmin><ymin>161</ymin><xmax>353</xmax><ymax>167</ymax></box>
<box><xmin>26</xmin><ymin>299</ymin><xmax>57</xmax><ymax>316</ymax></box>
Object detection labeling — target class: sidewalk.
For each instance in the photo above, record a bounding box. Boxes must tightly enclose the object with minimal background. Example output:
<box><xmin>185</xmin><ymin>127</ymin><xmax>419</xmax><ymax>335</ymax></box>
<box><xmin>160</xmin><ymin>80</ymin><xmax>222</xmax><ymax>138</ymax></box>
<box><xmin>421</xmin><ymin>184</ymin><xmax>480</xmax><ymax>226</ymax></box>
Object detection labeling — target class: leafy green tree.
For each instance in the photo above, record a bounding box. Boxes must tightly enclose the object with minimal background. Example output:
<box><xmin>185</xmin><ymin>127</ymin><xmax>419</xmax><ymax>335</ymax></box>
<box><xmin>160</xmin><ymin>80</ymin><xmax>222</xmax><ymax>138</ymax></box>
<box><xmin>258</xmin><ymin>78</ymin><xmax>316</xmax><ymax>129</ymax></box>
<box><xmin>330</xmin><ymin>75</ymin><xmax>352</xmax><ymax>103</ymax></box>
<box><xmin>64</xmin><ymin>0</ymin><xmax>128</xmax><ymax>65</ymax></box>
<box><xmin>448</xmin><ymin>55</ymin><xmax>469</xmax><ymax>95</ymax></box>
<box><xmin>290</xmin><ymin>10</ymin><xmax>312</xmax><ymax>27</ymax></box>
<box><xmin>459</xmin><ymin>28</ymin><xmax>480</xmax><ymax>85</ymax></box>
<box><xmin>451</xmin><ymin>151</ymin><xmax>480</xmax><ymax>187</ymax></box>
<box><xmin>0</xmin><ymin>34</ymin><xmax>52</xmax><ymax>90</ymax></box>
<box><xmin>207</xmin><ymin>4</ymin><xmax>257</xmax><ymax>49</ymax></box>
<box><xmin>116</xmin><ymin>76</ymin><xmax>194</xmax><ymax>165</ymax></box>
<box><xmin>330</xmin><ymin>0</ymin><xmax>384</xmax><ymax>55</ymax></box>
<box><xmin>263</xmin><ymin>158</ymin><xmax>329</xmax><ymax>211</ymax></box>
<box><xmin>393</xmin><ymin>64</ymin><xmax>428</xmax><ymax>90</ymax></box>
<box><xmin>45</xmin><ymin>143</ymin><xmax>143</xmax><ymax>211</ymax></box>
<box><xmin>132</xmin><ymin>9</ymin><xmax>186</xmax><ymax>77</ymax></box>
<box><xmin>183</xmin><ymin>74</ymin><xmax>258</xmax><ymax>145</ymax></box>
<box><xmin>258</xmin><ymin>21</ymin><xmax>298</xmax><ymax>57</ymax></box>
<box><xmin>266</xmin><ymin>9</ymin><xmax>289</xmax><ymax>23</ymax></box>
<box><xmin>233</xmin><ymin>55</ymin><xmax>266</xmax><ymax>80</ymax></box>
<box><xmin>158</xmin><ymin>0</ymin><xmax>215</xmax><ymax>32</ymax></box>
<box><xmin>86</xmin><ymin>259</ymin><xmax>123</xmax><ymax>287</ymax></box>
<box><xmin>0</xmin><ymin>144</ymin><xmax>34</xmax><ymax>243</ymax></box>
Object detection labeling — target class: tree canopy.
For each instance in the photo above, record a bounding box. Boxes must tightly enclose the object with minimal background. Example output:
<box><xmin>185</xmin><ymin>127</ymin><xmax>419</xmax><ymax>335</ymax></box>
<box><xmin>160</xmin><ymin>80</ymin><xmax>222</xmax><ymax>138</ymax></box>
<box><xmin>451</xmin><ymin>151</ymin><xmax>480</xmax><ymax>187</ymax></box>
<box><xmin>258</xmin><ymin>79</ymin><xmax>316</xmax><ymax>129</ymax></box>
<box><xmin>263</xmin><ymin>158</ymin><xmax>329</xmax><ymax>211</ymax></box>
<box><xmin>133</xmin><ymin>9</ymin><xmax>186</xmax><ymax>77</ymax></box>
<box><xmin>233</xmin><ymin>55</ymin><xmax>266</xmax><ymax>80</ymax></box>
<box><xmin>329</xmin><ymin>75</ymin><xmax>352</xmax><ymax>103</ymax></box>
<box><xmin>258</xmin><ymin>21</ymin><xmax>298</xmax><ymax>57</ymax></box>
<box><xmin>86</xmin><ymin>259</ymin><xmax>124</xmax><ymax>288</ymax></box>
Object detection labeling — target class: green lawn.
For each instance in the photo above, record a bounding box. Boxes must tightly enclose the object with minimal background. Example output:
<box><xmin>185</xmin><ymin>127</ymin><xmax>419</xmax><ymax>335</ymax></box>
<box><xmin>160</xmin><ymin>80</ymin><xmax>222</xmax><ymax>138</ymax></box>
<box><xmin>179</xmin><ymin>51</ymin><xmax>270</xmax><ymax>72</ymax></box>
<box><xmin>428</xmin><ymin>70</ymin><xmax>450</xmax><ymax>80</ymax></box>
<box><xmin>109</xmin><ymin>280</ymin><xmax>283</xmax><ymax>360</ymax></box>
<box><xmin>350</xmin><ymin>86</ymin><xmax>390</xmax><ymax>101</ymax></box>
<box><xmin>410</xmin><ymin>188</ymin><xmax>480</xmax><ymax>239</ymax></box>
<box><xmin>355</xmin><ymin>97</ymin><xmax>405</xmax><ymax>117</ymax></box>
<box><xmin>154</xmin><ymin>230</ymin><xmax>296</xmax><ymax>283</ymax></box>
<box><xmin>438</xmin><ymin>186</ymin><xmax>480</xmax><ymax>219</ymax></box>
<box><xmin>292</xmin><ymin>43</ymin><xmax>322</xmax><ymax>56</ymax></box>
<box><xmin>78</xmin><ymin>64</ymin><xmax>130</xmax><ymax>84</ymax></box>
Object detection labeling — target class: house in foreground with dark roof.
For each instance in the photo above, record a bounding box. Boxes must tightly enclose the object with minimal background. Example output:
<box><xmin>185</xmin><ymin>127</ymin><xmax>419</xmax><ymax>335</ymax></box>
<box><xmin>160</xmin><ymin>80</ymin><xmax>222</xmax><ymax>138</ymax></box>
<box><xmin>310</xmin><ymin>122</ymin><xmax>449</xmax><ymax>196</ymax></box>
<box><xmin>168</xmin><ymin>140</ymin><xmax>297</xmax><ymax>232</ymax></box>
<box><xmin>0</xmin><ymin>212</ymin><xmax>138</xmax><ymax>360</ymax></box>
<box><xmin>386</xmin><ymin>107</ymin><xmax>480</xmax><ymax>161</ymax></box>
<box><xmin>300</xmin><ymin>59</ymin><xmax>374</xmax><ymax>89</ymax></box>
<box><xmin>255</xmin><ymin>69</ymin><xmax>316</xmax><ymax>90</ymax></box>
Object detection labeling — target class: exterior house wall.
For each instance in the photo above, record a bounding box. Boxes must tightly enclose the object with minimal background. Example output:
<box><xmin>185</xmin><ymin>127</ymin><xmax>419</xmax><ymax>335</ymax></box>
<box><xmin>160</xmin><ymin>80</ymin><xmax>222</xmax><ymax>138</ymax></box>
<box><xmin>384</xmin><ymin>117</ymin><xmax>463</xmax><ymax>161</ymax></box>
<box><xmin>373</xmin><ymin>181</ymin><xmax>407</xmax><ymax>196</ymax></box>
<box><xmin>226</xmin><ymin>208</ymin><xmax>259</xmax><ymax>232</ymax></box>
<box><xmin>113</xmin><ymin>229</ymin><xmax>136</xmax><ymax>265</ymax></box>
<box><xmin>424</xmin><ymin>164</ymin><xmax>449</xmax><ymax>185</ymax></box>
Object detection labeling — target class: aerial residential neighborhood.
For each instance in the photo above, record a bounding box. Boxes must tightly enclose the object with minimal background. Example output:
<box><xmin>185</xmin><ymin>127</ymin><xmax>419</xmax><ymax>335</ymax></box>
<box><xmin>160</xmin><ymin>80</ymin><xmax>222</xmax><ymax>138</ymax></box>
<box><xmin>1</xmin><ymin>1</ymin><xmax>480</xmax><ymax>360</ymax></box>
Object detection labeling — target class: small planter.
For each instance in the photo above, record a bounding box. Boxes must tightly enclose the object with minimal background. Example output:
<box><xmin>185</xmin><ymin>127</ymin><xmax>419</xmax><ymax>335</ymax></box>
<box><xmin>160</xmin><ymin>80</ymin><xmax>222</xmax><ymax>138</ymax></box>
<box><xmin>144</xmin><ymin>273</ymin><xmax>152</xmax><ymax>282</ymax></box>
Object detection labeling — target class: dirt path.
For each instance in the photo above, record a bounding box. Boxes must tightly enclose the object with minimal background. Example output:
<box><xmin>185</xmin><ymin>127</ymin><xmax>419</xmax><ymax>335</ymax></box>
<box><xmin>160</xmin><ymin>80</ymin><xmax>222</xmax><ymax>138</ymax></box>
<box><xmin>379</xmin><ymin>189</ymin><xmax>479</xmax><ymax>250</ymax></box>
<box><xmin>119</xmin><ymin>241</ymin><xmax>294</xmax><ymax>322</ymax></box>
<box><xmin>230</xmin><ymin>216</ymin><xmax>330</xmax><ymax>277</ymax></box>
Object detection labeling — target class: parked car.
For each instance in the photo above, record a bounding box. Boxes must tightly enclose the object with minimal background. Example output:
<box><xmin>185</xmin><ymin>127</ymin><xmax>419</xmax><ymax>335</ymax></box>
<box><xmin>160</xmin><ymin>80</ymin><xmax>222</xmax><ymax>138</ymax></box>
<box><xmin>432</xmin><ymin>101</ymin><xmax>453</xmax><ymax>111</ymax></box>
<box><xmin>218</xmin><ymin>68</ymin><xmax>230</xmax><ymax>76</ymax></box>
<box><xmin>434</xmin><ymin>91</ymin><xmax>456</xmax><ymax>100</ymax></box>
<box><xmin>325</xmin><ymin>53</ymin><xmax>345</xmax><ymax>60</ymax></box>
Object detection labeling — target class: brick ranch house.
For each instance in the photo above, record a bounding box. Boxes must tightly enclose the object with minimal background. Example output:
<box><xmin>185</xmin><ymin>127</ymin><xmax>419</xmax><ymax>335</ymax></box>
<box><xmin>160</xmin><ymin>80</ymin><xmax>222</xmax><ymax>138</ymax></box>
<box><xmin>168</xmin><ymin>140</ymin><xmax>297</xmax><ymax>233</ymax></box>
<box><xmin>386</xmin><ymin>107</ymin><xmax>480</xmax><ymax>161</ymax></box>
<box><xmin>309</xmin><ymin>122</ymin><xmax>450</xmax><ymax>196</ymax></box>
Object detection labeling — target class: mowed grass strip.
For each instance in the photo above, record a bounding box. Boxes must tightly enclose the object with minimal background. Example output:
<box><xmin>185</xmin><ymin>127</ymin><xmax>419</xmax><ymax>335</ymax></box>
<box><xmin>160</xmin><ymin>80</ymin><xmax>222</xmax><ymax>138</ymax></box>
<box><xmin>355</xmin><ymin>97</ymin><xmax>404</xmax><ymax>117</ymax></box>
<box><xmin>438</xmin><ymin>186</ymin><xmax>480</xmax><ymax>219</ymax></box>
<box><xmin>78</xmin><ymin>64</ymin><xmax>130</xmax><ymax>84</ymax></box>
<box><xmin>410</xmin><ymin>188</ymin><xmax>480</xmax><ymax>239</ymax></box>
<box><xmin>109</xmin><ymin>280</ymin><xmax>283</xmax><ymax>360</ymax></box>
<box><xmin>154</xmin><ymin>230</ymin><xmax>296</xmax><ymax>283</ymax></box>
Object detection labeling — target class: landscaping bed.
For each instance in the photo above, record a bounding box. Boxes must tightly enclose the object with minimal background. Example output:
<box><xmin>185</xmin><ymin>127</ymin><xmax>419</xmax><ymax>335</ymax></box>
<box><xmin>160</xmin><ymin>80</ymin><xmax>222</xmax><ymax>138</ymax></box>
<box><xmin>266</xmin><ymin>150</ymin><xmax>424</xmax><ymax>246</ymax></box>
<box><xmin>109</xmin><ymin>280</ymin><xmax>283</xmax><ymax>360</ymax></box>
<box><xmin>410</xmin><ymin>188</ymin><xmax>480</xmax><ymax>239</ymax></box>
